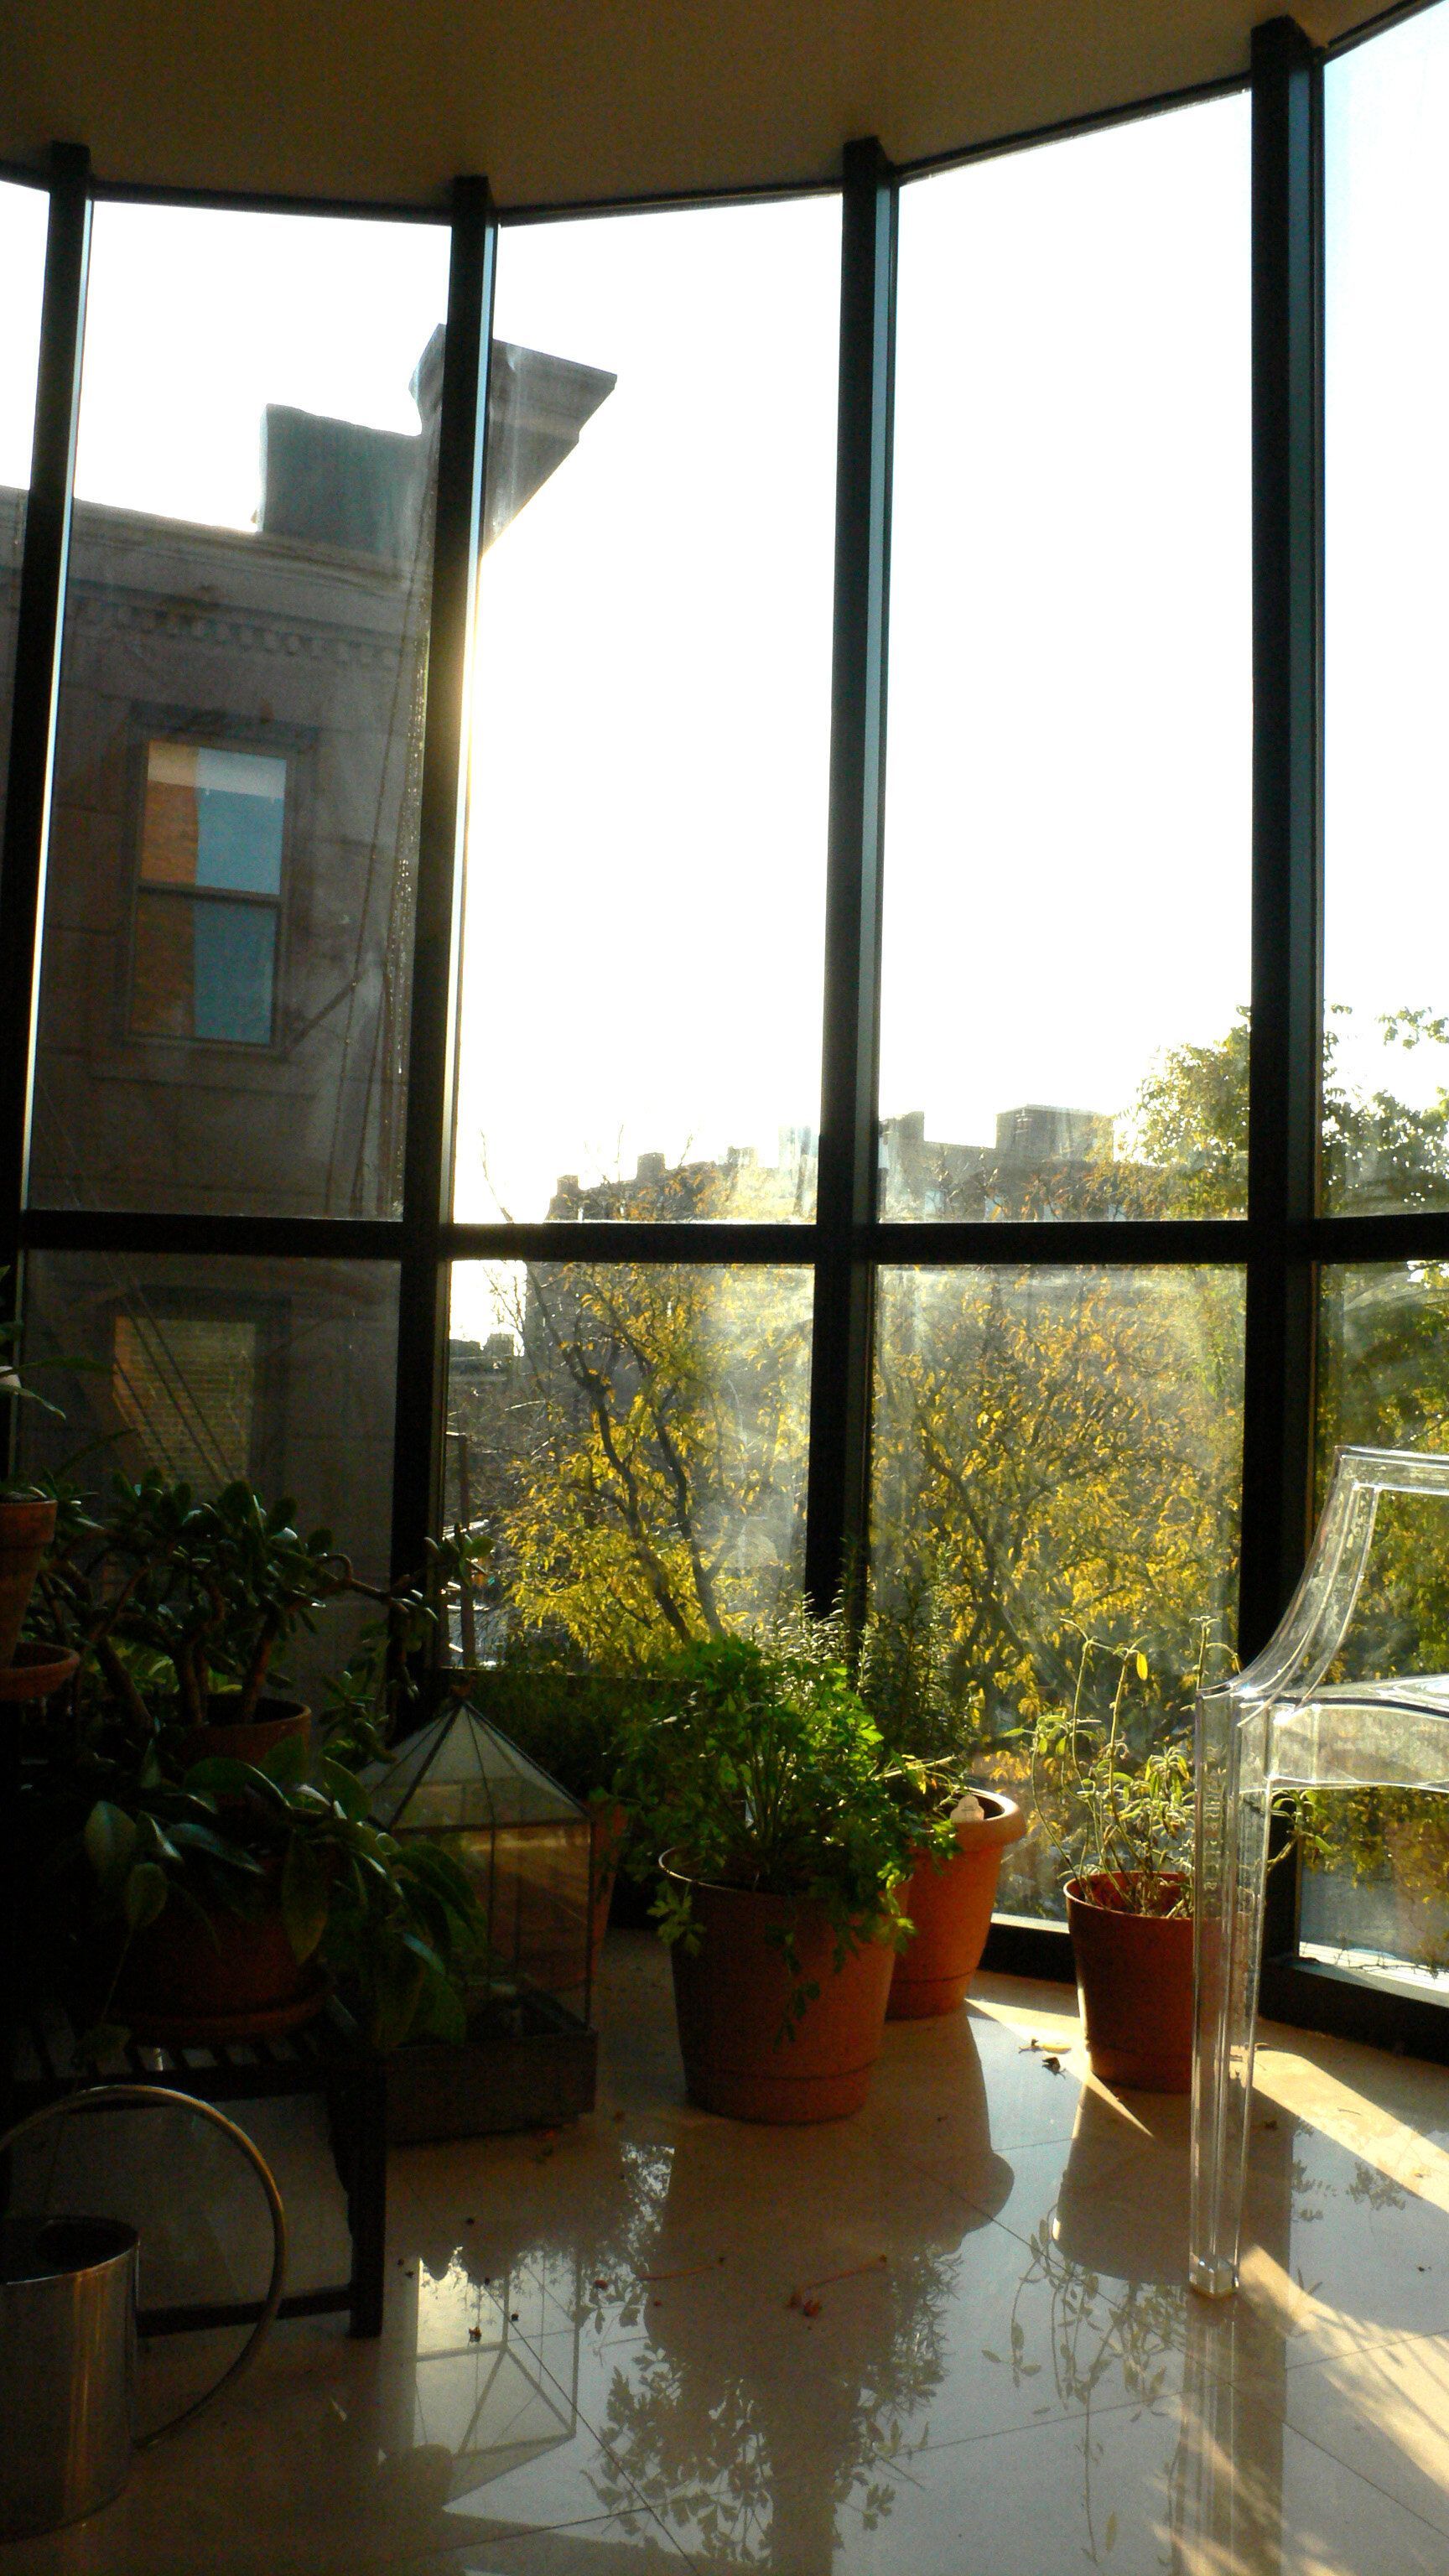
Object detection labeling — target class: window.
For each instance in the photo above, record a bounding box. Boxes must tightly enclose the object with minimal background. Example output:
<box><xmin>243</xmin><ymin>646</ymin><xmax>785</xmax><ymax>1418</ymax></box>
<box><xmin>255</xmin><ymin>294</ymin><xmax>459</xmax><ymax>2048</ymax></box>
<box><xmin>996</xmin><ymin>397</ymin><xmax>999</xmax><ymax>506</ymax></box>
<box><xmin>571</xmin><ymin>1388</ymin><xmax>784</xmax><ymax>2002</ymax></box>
<box><xmin>8</xmin><ymin>28</ymin><xmax>1449</xmax><ymax>2069</ymax></box>
<box><xmin>27</xmin><ymin>198</ymin><xmax>450</xmax><ymax>1218</ymax></box>
<box><xmin>1324</xmin><ymin>4</ymin><xmax>1449</xmax><ymax>1217</ymax></box>
<box><xmin>454</xmin><ymin>196</ymin><xmax>839</xmax><ymax>1226</ymax></box>
<box><xmin>879</xmin><ymin>100</ymin><xmax>1251</xmax><ymax>1224</ymax></box>
<box><xmin>131</xmin><ymin>740</ymin><xmax>286</xmax><ymax>1046</ymax></box>
<box><xmin>0</xmin><ymin>179</ymin><xmax>50</xmax><ymax>848</ymax></box>
<box><xmin>112</xmin><ymin>1307</ymin><xmax>260</xmax><ymax>1486</ymax></box>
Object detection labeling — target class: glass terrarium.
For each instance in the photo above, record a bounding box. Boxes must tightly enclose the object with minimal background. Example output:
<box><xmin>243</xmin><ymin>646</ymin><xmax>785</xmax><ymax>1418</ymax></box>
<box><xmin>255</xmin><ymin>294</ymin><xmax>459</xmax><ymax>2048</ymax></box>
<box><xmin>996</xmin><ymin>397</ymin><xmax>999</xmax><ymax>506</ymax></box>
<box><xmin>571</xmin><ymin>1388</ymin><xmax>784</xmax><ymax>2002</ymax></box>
<box><xmin>366</xmin><ymin>1699</ymin><xmax>595</xmax><ymax>2029</ymax></box>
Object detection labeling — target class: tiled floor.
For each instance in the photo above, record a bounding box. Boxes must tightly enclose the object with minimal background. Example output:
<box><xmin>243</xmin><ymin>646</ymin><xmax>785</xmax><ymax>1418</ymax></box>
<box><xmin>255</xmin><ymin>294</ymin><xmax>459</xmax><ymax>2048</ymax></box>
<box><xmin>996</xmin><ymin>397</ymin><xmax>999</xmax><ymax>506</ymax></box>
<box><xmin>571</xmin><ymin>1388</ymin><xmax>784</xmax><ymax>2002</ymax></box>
<box><xmin>6</xmin><ymin>1934</ymin><xmax>1449</xmax><ymax>2573</ymax></box>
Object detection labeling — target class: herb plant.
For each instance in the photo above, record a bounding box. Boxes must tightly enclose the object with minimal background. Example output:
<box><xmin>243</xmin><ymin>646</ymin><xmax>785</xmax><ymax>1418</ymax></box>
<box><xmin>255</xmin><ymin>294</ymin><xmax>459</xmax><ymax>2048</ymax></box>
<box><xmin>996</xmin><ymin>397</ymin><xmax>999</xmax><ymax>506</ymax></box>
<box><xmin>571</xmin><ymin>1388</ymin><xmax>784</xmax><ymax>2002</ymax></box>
<box><xmin>618</xmin><ymin>1632</ymin><xmax>949</xmax><ymax>2008</ymax></box>
<box><xmin>1025</xmin><ymin>1632</ymin><xmax>1200</xmax><ymax>1918</ymax></box>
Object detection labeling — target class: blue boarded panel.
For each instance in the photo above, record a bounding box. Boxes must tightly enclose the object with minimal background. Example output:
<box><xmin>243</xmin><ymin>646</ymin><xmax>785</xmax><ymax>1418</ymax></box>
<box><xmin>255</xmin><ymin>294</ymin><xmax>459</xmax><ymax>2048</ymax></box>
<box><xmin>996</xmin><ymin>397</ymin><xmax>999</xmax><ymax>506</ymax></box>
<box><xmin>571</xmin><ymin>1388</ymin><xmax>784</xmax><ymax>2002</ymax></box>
<box><xmin>192</xmin><ymin>901</ymin><xmax>276</xmax><ymax>1044</ymax></box>
<box><xmin>194</xmin><ymin>749</ymin><xmax>286</xmax><ymax>895</ymax></box>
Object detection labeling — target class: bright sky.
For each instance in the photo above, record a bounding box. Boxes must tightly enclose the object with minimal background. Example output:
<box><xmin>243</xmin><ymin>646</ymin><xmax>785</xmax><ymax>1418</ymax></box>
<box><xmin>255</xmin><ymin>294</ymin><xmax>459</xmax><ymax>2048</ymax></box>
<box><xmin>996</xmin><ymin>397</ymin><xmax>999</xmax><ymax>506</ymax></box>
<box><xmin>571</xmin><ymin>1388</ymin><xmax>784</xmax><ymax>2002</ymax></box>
<box><xmin>881</xmin><ymin>98</ymin><xmax>1252</xmax><ymax>1162</ymax></box>
<box><xmin>0</xmin><ymin>1</ymin><xmax>1445</xmax><ymax>1334</ymax></box>
<box><xmin>1324</xmin><ymin>5</ymin><xmax>1449</xmax><ymax>1139</ymax></box>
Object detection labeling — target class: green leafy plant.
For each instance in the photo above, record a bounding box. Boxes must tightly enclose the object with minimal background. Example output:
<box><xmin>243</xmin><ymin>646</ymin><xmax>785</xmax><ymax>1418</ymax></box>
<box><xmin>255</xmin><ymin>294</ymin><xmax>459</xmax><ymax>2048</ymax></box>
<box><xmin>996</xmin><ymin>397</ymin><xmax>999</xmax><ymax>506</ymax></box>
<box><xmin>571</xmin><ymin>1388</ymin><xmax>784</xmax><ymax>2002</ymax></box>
<box><xmin>320</xmin><ymin>1520</ymin><xmax>495</xmax><ymax>1763</ymax></box>
<box><xmin>18</xmin><ymin>1475</ymin><xmax>493</xmax><ymax>2053</ymax></box>
<box><xmin>849</xmin><ymin>1575</ymin><xmax>987</xmax><ymax>1819</ymax></box>
<box><xmin>617</xmin><ymin>1631</ymin><xmax>948</xmax><ymax>2018</ymax></box>
<box><xmin>73</xmin><ymin>1732</ymin><xmax>481</xmax><ymax>2052</ymax></box>
<box><xmin>1023</xmin><ymin>1630</ymin><xmax>1205</xmax><ymax>1918</ymax></box>
<box><xmin>80</xmin><ymin>1472</ymin><xmax>351</xmax><ymax>1729</ymax></box>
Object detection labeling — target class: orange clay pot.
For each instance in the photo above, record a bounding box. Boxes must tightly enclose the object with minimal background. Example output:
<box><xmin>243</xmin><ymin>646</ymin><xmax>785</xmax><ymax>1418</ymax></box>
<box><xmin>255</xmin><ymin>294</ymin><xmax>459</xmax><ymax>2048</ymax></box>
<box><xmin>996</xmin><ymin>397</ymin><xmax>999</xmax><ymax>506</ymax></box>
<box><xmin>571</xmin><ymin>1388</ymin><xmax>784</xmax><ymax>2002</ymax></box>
<box><xmin>111</xmin><ymin>1862</ymin><xmax>325</xmax><ymax>2041</ymax></box>
<box><xmin>662</xmin><ymin>1853</ymin><xmax>895</xmax><ymax>2124</ymax></box>
<box><xmin>179</xmin><ymin>1696</ymin><xmax>311</xmax><ymax>1772</ymax></box>
<box><xmin>0</xmin><ymin>1494</ymin><xmax>56</xmax><ymax>1669</ymax></box>
<box><xmin>887</xmin><ymin>1790</ymin><xmax>1027</xmax><ymax>2020</ymax></box>
<box><xmin>1066</xmin><ymin>1872</ymin><xmax>1193</xmax><ymax>2093</ymax></box>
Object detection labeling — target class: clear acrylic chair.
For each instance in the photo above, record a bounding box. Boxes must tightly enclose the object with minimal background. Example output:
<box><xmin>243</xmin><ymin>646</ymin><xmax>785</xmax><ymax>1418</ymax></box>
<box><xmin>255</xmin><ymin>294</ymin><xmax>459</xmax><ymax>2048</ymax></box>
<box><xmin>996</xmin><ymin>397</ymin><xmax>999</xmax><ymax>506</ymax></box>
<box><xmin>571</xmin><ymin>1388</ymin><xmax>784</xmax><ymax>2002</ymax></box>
<box><xmin>1191</xmin><ymin>1442</ymin><xmax>1449</xmax><ymax>2297</ymax></box>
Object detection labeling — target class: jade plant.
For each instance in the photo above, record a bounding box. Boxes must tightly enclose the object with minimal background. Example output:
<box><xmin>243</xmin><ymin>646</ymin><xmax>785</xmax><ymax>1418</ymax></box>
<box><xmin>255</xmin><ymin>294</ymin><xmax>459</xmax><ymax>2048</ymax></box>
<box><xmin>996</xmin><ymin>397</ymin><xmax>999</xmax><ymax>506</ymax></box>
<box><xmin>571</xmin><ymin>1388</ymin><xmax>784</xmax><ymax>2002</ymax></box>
<box><xmin>18</xmin><ymin>1472</ymin><xmax>494</xmax><ymax>2051</ymax></box>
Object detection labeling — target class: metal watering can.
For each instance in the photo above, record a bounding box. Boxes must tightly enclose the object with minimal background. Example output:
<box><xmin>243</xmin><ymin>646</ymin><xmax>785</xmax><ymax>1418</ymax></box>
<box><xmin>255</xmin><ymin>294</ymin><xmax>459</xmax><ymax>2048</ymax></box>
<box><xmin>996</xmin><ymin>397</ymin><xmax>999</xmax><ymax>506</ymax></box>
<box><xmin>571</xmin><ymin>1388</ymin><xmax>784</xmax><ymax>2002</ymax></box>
<box><xmin>0</xmin><ymin>2083</ymin><xmax>287</xmax><ymax>2539</ymax></box>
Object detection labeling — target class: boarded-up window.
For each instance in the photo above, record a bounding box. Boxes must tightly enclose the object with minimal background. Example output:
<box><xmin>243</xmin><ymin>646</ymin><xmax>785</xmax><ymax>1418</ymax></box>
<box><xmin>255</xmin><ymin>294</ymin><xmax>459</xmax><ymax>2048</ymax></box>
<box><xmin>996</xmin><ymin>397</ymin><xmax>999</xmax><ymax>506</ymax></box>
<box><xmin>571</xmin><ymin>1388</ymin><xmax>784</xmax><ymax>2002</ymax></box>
<box><xmin>112</xmin><ymin>1311</ymin><xmax>259</xmax><ymax>1489</ymax></box>
<box><xmin>131</xmin><ymin>743</ymin><xmax>284</xmax><ymax>1046</ymax></box>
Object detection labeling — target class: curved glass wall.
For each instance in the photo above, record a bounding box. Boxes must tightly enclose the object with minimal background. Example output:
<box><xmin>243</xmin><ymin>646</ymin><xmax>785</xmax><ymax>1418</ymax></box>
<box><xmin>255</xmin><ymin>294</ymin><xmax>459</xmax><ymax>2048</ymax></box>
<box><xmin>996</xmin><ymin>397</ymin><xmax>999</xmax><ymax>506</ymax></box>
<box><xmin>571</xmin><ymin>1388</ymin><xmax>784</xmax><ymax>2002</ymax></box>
<box><xmin>880</xmin><ymin>99</ymin><xmax>1251</xmax><ymax>1223</ymax></box>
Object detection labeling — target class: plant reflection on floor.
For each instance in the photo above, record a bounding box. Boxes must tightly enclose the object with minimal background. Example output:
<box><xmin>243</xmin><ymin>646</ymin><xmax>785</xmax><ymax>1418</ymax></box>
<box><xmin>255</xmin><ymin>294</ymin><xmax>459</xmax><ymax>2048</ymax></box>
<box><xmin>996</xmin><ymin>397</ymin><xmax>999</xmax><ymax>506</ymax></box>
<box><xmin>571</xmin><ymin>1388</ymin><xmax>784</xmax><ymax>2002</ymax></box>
<box><xmin>986</xmin><ymin>2223</ymin><xmax>1186</xmax><ymax>2568</ymax></box>
<box><xmin>968</xmin><ymin>2087</ymin><xmax>1301</xmax><ymax>2574</ymax></box>
<box><xmin>569</xmin><ymin>2021</ymin><xmax>1011</xmax><ymax>2567</ymax></box>
<box><xmin>584</xmin><ymin>2234</ymin><xmax>965</xmax><ymax>2565</ymax></box>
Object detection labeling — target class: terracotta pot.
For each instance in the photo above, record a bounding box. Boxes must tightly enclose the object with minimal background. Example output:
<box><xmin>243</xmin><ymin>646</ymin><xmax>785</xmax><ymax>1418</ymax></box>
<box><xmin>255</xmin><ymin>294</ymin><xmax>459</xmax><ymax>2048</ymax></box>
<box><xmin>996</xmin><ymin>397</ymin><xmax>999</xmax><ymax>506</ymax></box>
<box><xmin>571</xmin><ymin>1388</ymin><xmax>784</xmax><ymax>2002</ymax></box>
<box><xmin>662</xmin><ymin>1852</ymin><xmax>895</xmax><ymax>2124</ymax></box>
<box><xmin>589</xmin><ymin>1799</ymin><xmax>631</xmax><ymax>1975</ymax></box>
<box><xmin>112</xmin><ymin>1863</ymin><xmax>325</xmax><ymax>2040</ymax></box>
<box><xmin>1066</xmin><ymin>1873</ymin><xmax>1193</xmax><ymax>2093</ymax></box>
<box><xmin>887</xmin><ymin>1789</ymin><xmax>1027</xmax><ymax>2020</ymax></box>
<box><xmin>0</xmin><ymin>1493</ymin><xmax>56</xmax><ymax>1669</ymax></box>
<box><xmin>180</xmin><ymin>1696</ymin><xmax>311</xmax><ymax>1772</ymax></box>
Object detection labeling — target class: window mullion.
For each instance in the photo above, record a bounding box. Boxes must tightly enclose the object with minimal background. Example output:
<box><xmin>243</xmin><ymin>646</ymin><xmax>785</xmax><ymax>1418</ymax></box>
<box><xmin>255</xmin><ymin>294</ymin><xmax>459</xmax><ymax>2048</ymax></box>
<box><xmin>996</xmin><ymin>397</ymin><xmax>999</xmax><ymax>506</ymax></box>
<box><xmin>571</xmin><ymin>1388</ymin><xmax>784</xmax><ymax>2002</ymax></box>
<box><xmin>1239</xmin><ymin>18</ymin><xmax>1324</xmax><ymax>1668</ymax></box>
<box><xmin>0</xmin><ymin>144</ymin><xmax>91</xmax><ymax>1309</ymax></box>
<box><xmin>390</xmin><ymin>174</ymin><xmax>496</xmax><ymax>1582</ymax></box>
<box><xmin>805</xmin><ymin>136</ymin><xmax>897</xmax><ymax>1620</ymax></box>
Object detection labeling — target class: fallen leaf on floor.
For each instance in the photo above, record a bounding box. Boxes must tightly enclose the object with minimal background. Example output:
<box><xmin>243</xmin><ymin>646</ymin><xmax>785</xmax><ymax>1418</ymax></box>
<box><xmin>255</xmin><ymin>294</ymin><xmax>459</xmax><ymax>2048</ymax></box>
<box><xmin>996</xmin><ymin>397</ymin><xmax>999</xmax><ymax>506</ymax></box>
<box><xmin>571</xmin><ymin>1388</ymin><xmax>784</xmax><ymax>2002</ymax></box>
<box><xmin>468</xmin><ymin>2326</ymin><xmax>482</xmax><ymax>2342</ymax></box>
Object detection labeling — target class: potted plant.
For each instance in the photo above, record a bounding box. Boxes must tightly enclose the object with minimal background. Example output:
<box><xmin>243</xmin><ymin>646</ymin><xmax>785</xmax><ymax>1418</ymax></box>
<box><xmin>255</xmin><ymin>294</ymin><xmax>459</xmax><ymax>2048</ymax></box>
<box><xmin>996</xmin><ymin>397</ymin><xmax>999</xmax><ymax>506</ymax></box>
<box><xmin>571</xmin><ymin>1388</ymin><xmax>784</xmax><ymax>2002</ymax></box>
<box><xmin>856</xmin><ymin>1590</ymin><xmax>1026</xmax><ymax>2019</ymax></box>
<box><xmin>1025</xmin><ymin>1633</ymin><xmax>1199</xmax><ymax>2091</ymax></box>
<box><xmin>80</xmin><ymin>1472</ymin><xmax>352</xmax><ymax>1763</ymax></box>
<box><xmin>19</xmin><ymin>1481</ymin><xmax>488</xmax><ymax>2047</ymax></box>
<box><xmin>0</xmin><ymin>1285</ymin><xmax>65</xmax><ymax>1668</ymax></box>
<box><xmin>618</xmin><ymin>1630</ymin><xmax>932</xmax><ymax>2123</ymax></box>
<box><xmin>73</xmin><ymin>1740</ymin><xmax>482</xmax><ymax>2046</ymax></box>
<box><xmin>23</xmin><ymin>1679</ymin><xmax>483</xmax><ymax>2049</ymax></box>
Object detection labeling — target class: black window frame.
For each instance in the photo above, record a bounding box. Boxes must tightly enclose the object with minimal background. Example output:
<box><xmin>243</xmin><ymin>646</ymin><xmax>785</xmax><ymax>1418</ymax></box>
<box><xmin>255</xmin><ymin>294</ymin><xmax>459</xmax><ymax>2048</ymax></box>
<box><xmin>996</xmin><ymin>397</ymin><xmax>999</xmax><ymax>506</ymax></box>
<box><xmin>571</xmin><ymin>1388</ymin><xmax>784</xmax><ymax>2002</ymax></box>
<box><xmin>4</xmin><ymin>9</ymin><xmax>1449</xmax><ymax>2064</ymax></box>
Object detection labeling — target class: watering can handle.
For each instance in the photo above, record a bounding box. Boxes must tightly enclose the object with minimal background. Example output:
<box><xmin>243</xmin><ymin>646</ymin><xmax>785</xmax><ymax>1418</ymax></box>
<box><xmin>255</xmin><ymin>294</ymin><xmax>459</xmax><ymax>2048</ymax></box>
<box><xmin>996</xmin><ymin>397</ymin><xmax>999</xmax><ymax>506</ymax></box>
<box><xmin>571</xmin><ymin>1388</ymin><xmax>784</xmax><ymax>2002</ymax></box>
<box><xmin>0</xmin><ymin>2082</ymin><xmax>288</xmax><ymax>2447</ymax></box>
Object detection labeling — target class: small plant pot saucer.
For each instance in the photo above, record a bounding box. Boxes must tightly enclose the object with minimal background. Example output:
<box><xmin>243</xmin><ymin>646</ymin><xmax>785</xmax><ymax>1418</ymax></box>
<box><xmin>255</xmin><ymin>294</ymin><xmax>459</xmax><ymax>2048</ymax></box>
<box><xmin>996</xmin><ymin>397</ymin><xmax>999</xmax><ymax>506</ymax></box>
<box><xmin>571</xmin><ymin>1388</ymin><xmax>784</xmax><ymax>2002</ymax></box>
<box><xmin>119</xmin><ymin>1966</ymin><xmax>333</xmax><ymax>2046</ymax></box>
<box><xmin>0</xmin><ymin>1644</ymin><xmax>80</xmax><ymax>1703</ymax></box>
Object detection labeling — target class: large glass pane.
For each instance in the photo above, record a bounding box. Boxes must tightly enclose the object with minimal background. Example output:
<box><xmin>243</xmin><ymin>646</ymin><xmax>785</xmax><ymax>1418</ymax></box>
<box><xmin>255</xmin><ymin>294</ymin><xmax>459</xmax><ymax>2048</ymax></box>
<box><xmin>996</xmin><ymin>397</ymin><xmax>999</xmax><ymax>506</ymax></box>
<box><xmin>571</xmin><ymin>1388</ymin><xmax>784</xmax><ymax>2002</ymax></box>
<box><xmin>1306</xmin><ymin>1264</ymin><xmax>1449</xmax><ymax>1988</ymax></box>
<box><xmin>454</xmin><ymin>199</ymin><xmax>840</xmax><ymax>1225</ymax></box>
<box><xmin>880</xmin><ymin>101</ymin><xmax>1251</xmax><ymax>1221</ymax></box>
<box><xmin>0</xmin><ymin>179</ymin><xmax>51</xmax><ymax>844</ymax></box>
<box><xmin>1324</xmin><ymin>10</ymin><xmax>1449</xmax><ymax>1213</ymax></box>
<box><xmin>18</xmin><ymin>1251</ymin><xmax>399</xmax><ymax>1696</ymax></box>
<box><xmin>871</xmin><ymin>1265</ymin><xmax>1244</xmax><ymax>1919</ymax></box>
<box><xmin>29</xmin><ymin>203</ymin><xmax>450</xmax><ymax>1218</ymax></box>
<box><xmin>446</xmin><ymin>1262</ymin><xmax>813</xmax><ymax>1660</ymax></box>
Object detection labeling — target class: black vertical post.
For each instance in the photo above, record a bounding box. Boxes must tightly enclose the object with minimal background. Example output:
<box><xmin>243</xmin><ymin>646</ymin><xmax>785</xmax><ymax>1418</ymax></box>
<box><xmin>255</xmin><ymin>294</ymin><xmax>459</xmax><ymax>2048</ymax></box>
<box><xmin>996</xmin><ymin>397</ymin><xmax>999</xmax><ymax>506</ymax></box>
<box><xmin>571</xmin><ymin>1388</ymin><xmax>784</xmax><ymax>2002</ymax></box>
<box><xmin>0</xmin><ymin>146</ymin><xmax>91</xmax><ymax>1310</ymax></box>
<box><xmin>1239</xmin><ymin>20</ymin><xmax>1323</xmax><ymax>1675</ymax></box>
<box><xmin>805</xmin><ymin>138</ymin><xmax>897</xmax><ymax>1620</ymax></box>
<box><xmin>390</xmin><ymin>178</ymin><xmax>496</xmax><ymax>1581</ymax></box>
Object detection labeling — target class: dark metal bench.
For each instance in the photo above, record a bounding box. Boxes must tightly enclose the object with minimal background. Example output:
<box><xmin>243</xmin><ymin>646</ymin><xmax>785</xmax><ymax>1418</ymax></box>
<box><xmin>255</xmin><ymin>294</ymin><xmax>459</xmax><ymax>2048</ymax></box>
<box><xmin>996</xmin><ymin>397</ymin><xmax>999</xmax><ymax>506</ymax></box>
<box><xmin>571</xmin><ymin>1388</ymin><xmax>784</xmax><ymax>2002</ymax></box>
<box><xmin>8</xmin><ymin>2006</ymin><xmax>387</xmax><ymax>2338</ymax></box>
